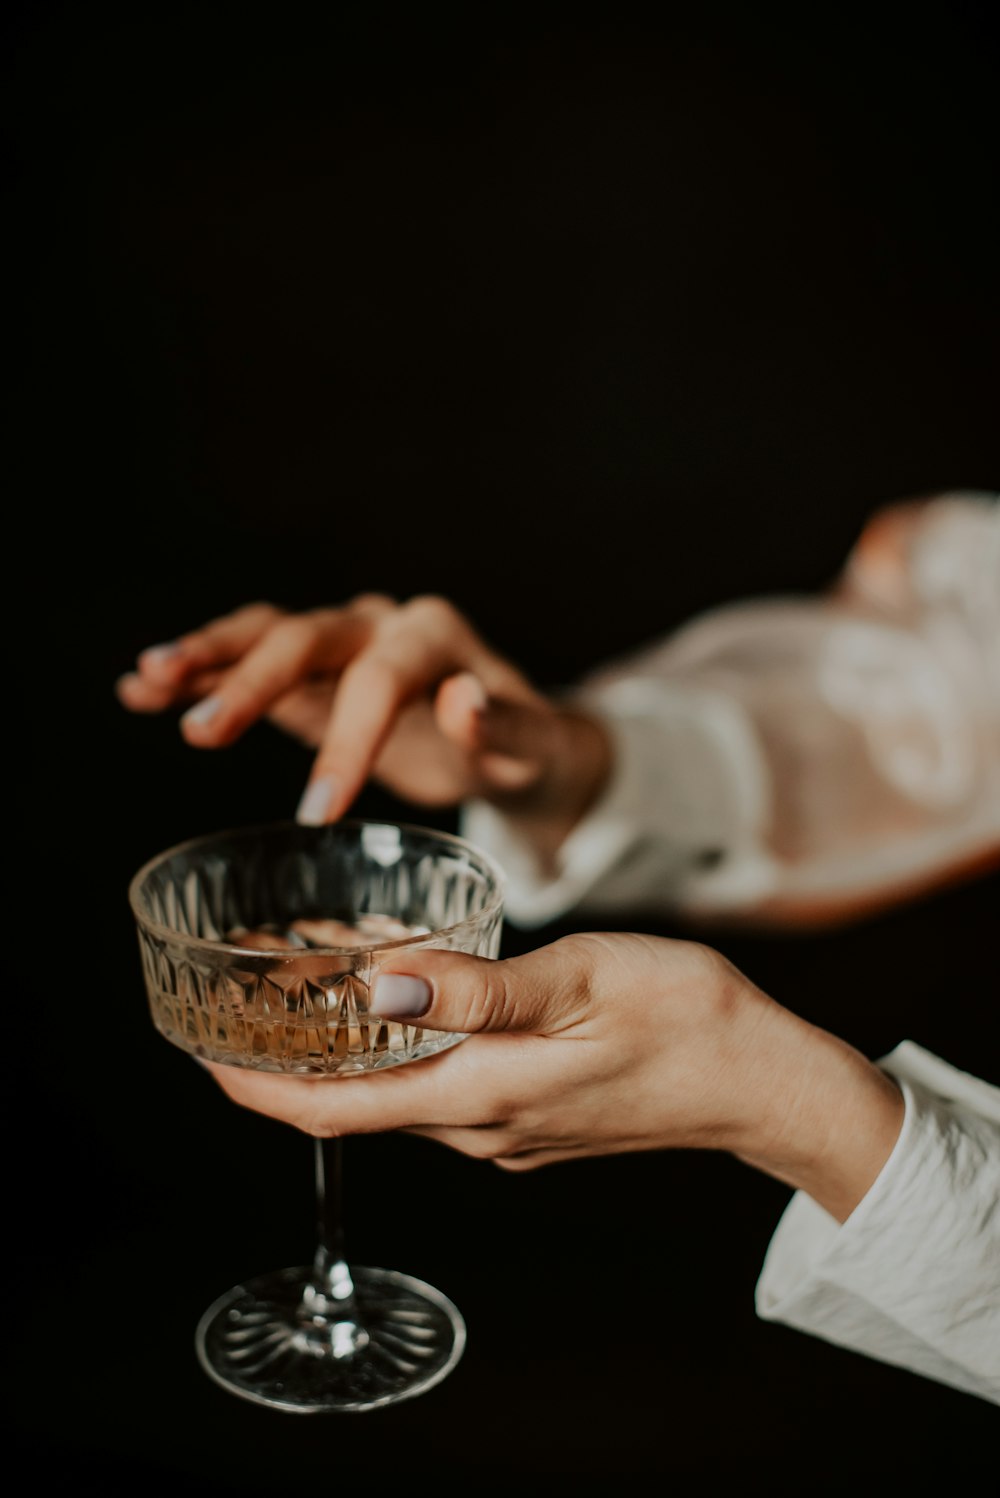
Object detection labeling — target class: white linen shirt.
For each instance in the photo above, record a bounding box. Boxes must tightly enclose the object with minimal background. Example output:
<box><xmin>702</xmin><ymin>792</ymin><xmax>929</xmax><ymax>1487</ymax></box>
<box><xmin>757</xmin><ymin>1043</ymin><xmax>1000</xmax><ymax>1405</ymax></box>
<box><xmin>464</xmin><ymin>491</ymin><xmax>999</xmax><ymax>925</ymax></box>
<box><xmin>461</xmin><ymin>493</ymin><xmax>1000</xmax><ymax>1402</ymax></box>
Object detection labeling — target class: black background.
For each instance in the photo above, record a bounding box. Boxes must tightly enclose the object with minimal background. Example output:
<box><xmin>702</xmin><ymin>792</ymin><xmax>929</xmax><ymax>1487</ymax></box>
<box><xmin>7</xmin><ymin>2</ymin><xmax>999</xmax><ymax>1489</ymax></box>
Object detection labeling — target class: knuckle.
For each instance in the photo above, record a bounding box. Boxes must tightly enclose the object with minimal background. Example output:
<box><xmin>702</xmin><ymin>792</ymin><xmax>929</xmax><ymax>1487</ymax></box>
<box><xmin>465</xmin><ymin>1127</ymin><xmax>517</xmax><ymax>1162</ymax></box>
<box><xmin>688</xmin><ymin>939</ymin><xmax>729</xmax><ymax>975</ymax></box>
<box><xmin>493</xmin><ymin>1153</ymin><xmax>540</xmax><ymax>1174</ymax></box>
<box><xmin>242</xmin><ymin>600</ymin><xmax>285</xmax><ymax>624</ymax></box>
<box><xmin>689</xmin><ymin>941</ymin><xmax>750</xmax><ymax>1015</ymax></box>
<box><xmin>198</xmin><ymin>601</ymin><xmax>283</xmax><ymax>648</ymax></box>
<box><xmin>407</xmin><ymin>594</ymin><xmax>457</xmax><ymax>628</ymax></box>
<box><xmin>465</xmin><ymin>1132</ymin><xmax>503</xmax><ymax>1161</ymax></box>
<box><xmin>369</xmin><ymin>609</ymin><xmax>408</xmax><ymax>648</ymax></box>
<box><xmin>548</xmin><ymin>934</ymin><xmax>599</xmax><ymax>1006</ymax></box>
<box><xmin>267</xmin><ymin>614</ymin><xmax>321</xmax><ymax>655</ymax></box>
<box><xmin>295</xmin><ymin>1114</ymin><xmax>342</xmax><ymax>1140</ymax></box>
<box><xmin>350</xmin><ymin>592</ymin><xmax>396</xmax><ymax>614</ymax></box>
<box><xmin>472</xmin><ymin>963</ymin><xmax>513</xmax><ymax>1029</ymax></box>
<box><xmin>344</xmin><ymin>651</ymin><xmax>401</xmax><ymax>695</ymax></box>
<box><xmin>304</xmin><ymin>606</ymin><xmax>345</xmax><ymax>632</ymax></box>
<box><xmin>665</xmin><ymin>935</ymin><xmax>730</xmax><ymax>988</ymax></box>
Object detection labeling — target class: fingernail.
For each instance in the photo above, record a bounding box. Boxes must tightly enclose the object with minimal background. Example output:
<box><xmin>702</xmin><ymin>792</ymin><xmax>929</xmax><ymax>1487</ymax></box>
<box><xmin>296</xmin><ymin>773</ymin><xmax>338</xmax><ymax>826</ymax></box>
<box><xmin>460</xmin><ymin>672</ymin><xmax>489</xmax><ymax>712</ymax></box>
<box><xmin>373</xmin><ymin>974</ymin><xmax>431</xmax><ymax>1018</ymax></box>
<box><xmin>182</xmin><ymin>695</ymin><xmax>223</xmax><ymax>729</ymax></box>
<box><xmin>140</xmin><ymin>642</ymin><xmax>182</xmax><ymax>667</ymax></box>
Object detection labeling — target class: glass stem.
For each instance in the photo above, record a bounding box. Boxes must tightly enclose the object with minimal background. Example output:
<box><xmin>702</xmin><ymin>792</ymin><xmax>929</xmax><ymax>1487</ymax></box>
<box><xmin>298</xmin><ymin>1138</ymin><xmax>369</xmax><ymax>1358</ymax></box>
<box><xmin>313</xmin><ymin>1137</ymin><xmax>353</xmax><ymax>1299</ymax></box>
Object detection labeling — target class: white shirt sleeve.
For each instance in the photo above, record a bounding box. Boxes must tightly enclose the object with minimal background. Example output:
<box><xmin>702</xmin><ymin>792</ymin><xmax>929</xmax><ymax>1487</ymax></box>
<box><xmin>462</xmin><ymin>491</ymin><xmax>1000</xmax><ymax>927</ymax></box>
<box><xmin>755</xmin><ymin>1043</ymin><xmax>1000</xmax><ymax>1404</ymax></box>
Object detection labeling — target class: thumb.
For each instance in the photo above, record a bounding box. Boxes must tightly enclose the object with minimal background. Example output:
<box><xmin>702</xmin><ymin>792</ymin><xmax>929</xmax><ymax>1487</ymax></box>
<box><xmin>371</xmin><ymin>940</ymin><xmax>587</xmax><ymax>1036</ymax></box>
<box><xmin>434</xmin><ymin>671</ymin><xmax>559</xmax><ymax>791</ymax></box>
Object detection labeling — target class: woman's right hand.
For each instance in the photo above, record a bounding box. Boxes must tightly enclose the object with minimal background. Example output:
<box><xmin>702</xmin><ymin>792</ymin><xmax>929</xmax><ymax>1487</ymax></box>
<box><xmin>204</xmin><ymin>930</ymin><xmax>906</xmax><ymax>1225</ymax></box>
<box><xmin>116</xmin><ymin>594</ymin><xmax>611</xmax><ymax>851</ymax></box>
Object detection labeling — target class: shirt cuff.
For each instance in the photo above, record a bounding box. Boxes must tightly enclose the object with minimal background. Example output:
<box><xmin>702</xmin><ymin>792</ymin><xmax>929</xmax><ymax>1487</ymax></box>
<box><xmin>755</xmin><ymin>1043</ymin><xmax>1000</xmax><ymax>1402</ymax></box>
<box><xmin>461</xmin><ymin>677</ymin><xmax>775</xmax><ymax>928</ymax></box>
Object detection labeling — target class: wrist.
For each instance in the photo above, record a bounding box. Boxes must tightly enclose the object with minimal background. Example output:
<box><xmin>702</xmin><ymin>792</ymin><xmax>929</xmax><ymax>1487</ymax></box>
<box><xmin>485</xmin><ymin>707</ymin><xmax>614</xmax><ymax>869</ymax></box>
<box><xmin>731</xmin><ymin>1006</ymin><xmax>905</xmax><ymax>1222</ymax></box>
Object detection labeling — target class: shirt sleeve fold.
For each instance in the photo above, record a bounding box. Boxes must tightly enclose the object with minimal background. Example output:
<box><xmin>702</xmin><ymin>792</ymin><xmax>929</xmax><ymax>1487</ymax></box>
<box><xmin>462</xmin><ymin>492</ymin><xmax>999</xmax><ymax>926</ymax></box>
<box><xmin>754</xmin><ymin>1042</ymin><xmax>1000</xmax><ymax>1404</ymax></box>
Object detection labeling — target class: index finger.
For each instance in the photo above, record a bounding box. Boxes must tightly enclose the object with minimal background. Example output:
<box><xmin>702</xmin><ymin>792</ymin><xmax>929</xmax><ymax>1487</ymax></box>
<box><xmin>201</xmin><ymin>1039</ymin><xmax>497</xmax><ymax>1135</ymax></box>
<box><xmin>297</xmin><ymin>596</ymin><xmax>521</xmax><ymax>822</ymax></box>
<box><xmin>136</xmin><ymin>602</ymin><xmax>284</xmax><ymax>689</ymax></box>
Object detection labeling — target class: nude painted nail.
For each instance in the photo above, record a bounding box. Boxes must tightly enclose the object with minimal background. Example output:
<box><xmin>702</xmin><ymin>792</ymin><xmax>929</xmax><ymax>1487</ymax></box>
<box><xmin>182</xmin><ymin>695</ymin><xmax>223</xmax><ymax>728</ymax></box>
<box><xmin>373</xmin><ymin>974</ymin><xmax>431</xmax><ymax>1018</ymax></box>
<box><xmin>459</xmin><ymin>672</ymin><xmax>488</xmax><ymax>712</ymax></box>
<box><xmin>296</xmin><ymin>773</ymin><xmax>339</xmax><ymax>826</ymax></box>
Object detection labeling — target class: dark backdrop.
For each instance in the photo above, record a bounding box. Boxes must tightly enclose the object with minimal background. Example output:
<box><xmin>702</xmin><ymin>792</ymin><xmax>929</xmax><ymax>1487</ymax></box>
<box><xmin>7</xmin><ymin>3</ymin><xmax>998</xmax><ymax>1489</ymax></box>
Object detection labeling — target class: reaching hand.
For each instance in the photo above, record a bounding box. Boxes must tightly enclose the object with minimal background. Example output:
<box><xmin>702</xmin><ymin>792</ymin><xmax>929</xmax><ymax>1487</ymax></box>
<box><xmin>117</xmin><ymin>595</ymin><xmax>611</xmax><ymax>848</ymax></box>
<box><xmin>204</xmin><ymin>931</ymin><xmax>904</xmax><ymax>1223</ymax></box>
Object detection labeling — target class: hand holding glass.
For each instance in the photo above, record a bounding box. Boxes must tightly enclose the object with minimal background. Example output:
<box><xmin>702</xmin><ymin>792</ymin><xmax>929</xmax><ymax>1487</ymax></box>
<box><xmin>130</xmin><ymin>820</ymin><xmax>504</xmax><ymax>1413</ymax></box>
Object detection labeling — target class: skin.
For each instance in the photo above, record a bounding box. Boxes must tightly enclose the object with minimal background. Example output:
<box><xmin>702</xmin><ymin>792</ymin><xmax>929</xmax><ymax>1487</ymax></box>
<box><xmin>119</xmin><ymin>589</ymin><xmax>908</xmax><ymax>1217</ymax></box>
<box><xmin>118</xmin><ymin>526</ymin><xmax>996</xmax><ymax>929</ymax></box>
<box><xmin>116</xmin><ymin>593</ymin><xmax>612</xmax><ymax>870</ymax></box>
<box><xmin>202</xmin><ymin>934</ymin><xmax>905</xmax><ymax>1223</ymax></box>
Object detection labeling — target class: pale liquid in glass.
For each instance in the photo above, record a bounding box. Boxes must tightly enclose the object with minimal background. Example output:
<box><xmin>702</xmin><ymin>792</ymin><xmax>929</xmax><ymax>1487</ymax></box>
<box><xmin>146</xmin><ymin>914</ymin><xmax>463</xmax><ymax>1074</ymax></box>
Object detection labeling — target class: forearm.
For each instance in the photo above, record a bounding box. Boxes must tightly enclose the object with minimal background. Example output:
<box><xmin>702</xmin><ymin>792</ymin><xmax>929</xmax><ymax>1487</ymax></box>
<box><xmin>729</xmin><ymin>1006</ymin><xmax>905</xmax><ymax>1222</ymax></box>
<box><xmin>754</xmin><ymin>1045</ymin><xmax>1000</xmax><ymax>1404</ymax></box>
<box><xmin>465</xmin><ymin>493</ymin><xmax>1000</xmax><ymax>929</ymax></box>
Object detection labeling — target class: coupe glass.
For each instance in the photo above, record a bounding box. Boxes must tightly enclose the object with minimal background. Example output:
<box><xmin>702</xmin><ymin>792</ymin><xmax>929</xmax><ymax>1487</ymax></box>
<box><xmin>129</xmin><ymin>819</ymin><xmax>504</xmax><ymax>1413</ymax></box>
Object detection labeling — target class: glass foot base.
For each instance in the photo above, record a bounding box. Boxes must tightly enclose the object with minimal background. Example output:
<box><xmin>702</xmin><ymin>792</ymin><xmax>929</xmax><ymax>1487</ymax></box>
<box><xmin>195</xmin><ymin>1264</ymin><xmax>466</xmax><ymax>1413</ymax></box>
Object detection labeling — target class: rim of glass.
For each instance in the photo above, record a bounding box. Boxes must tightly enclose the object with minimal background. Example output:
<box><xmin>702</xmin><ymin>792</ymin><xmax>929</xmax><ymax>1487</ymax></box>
<box><xmin>129</xmin><ymin>817</ymin><xmax>507</xmax><ymax>959</ymax></box>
